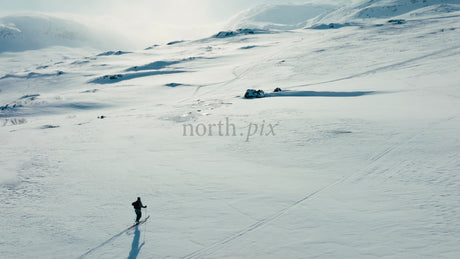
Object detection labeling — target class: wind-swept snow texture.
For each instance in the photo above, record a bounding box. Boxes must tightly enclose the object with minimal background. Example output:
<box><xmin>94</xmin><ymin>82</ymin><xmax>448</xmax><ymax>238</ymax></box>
<box><xmin>1</xmin><ymin>0</ymin><xmax>460</xmax><ymax>258</ymax></box>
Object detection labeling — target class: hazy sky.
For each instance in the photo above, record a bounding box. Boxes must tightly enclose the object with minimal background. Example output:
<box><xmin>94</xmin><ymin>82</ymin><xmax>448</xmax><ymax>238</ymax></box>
<box><xmin>0</xmin><ymin>0</ymin><xmax>310</xmax><ymax>18</ymax></box>
<box><xmin>0</xmin><ymin>0</ymin><xmax>343</xmax><ymax>47</ymax></box>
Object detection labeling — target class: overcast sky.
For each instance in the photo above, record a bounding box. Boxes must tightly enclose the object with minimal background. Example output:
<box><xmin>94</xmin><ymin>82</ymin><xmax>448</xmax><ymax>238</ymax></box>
<box><xmin>0</xmin><ymin>0</ymin><xmax>344</xmax><ymax>47</ymax></box>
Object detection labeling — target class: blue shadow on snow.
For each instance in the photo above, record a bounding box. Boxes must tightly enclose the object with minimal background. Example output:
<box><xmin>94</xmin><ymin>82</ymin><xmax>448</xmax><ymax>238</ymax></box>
<box><xmin>128</xmin><ymin>226</ymin><xmax>145</xmax><ymax>259</ymax></box>
<box><xmin>265</xmin><ymin>90</ymin><xmax>377</xmax><ymax>98</ymax></box>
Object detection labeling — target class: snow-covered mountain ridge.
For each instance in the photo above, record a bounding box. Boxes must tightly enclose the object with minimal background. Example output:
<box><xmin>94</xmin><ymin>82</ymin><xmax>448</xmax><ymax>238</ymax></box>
<box><xmin>2</xmin><ymin>0</ymin><xmax>459</xmax><ymax>52</ymax></box>
<box><xmin>0</xmin><ymin>14</ymin><xmax>123</xmax><ymax>52</ymax></box>
<box><xmin>227</xmin><ymin>0</ymin><xmax>460</xmax><ymax>29</ymax></box>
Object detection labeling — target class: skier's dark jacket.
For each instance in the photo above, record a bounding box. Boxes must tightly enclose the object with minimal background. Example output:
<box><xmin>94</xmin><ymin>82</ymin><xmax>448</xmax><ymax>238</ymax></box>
<box><xmin>132</xmin><ymin>200</ymin><xmax>144</xmax><ymax>210</ymax></box>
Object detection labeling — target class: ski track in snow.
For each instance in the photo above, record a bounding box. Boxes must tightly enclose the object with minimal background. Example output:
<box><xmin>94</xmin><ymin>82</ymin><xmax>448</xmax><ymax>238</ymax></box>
<box><xmin>286</xmin><ymin>45</ymin><xmax>460</xmax><ymax>90</ymax></box>
<box><xmin>181</xmin><ymin>130</ymin><xmax>416</xmax><ymax>257</ymax></box>
<box><xmin>182</xmin><ymin>115</ymin><xmax>459</xmax><ymax>258</ymax></box>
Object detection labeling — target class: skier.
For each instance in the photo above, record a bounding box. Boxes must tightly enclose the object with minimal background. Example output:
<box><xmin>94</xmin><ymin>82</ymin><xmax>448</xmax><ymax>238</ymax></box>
<box><xmin>132</xmin><ymin>197</ymin><xmax>147</xmax><ymax>223</ymax></box>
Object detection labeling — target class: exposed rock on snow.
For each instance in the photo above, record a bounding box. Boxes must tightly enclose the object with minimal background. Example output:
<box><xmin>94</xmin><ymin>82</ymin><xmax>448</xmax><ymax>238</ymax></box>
<box><xmin>97</xmin><ymin>50</ymin><xmax>130</xmax><ymax>56</ymax></box>
<box><xmin>40</xmin><ymin>125</ymin><xmax>60</xmax><ymax>129</ymax></box>
<box><xmin>215</xmin><ymin>28</ymin><xmax>268</xmax><ymax>38</ymax></box>
<box><xmin>310</xmin><ymin>23</ymin><xmax>354</xmax><ymax>30</ymax></box>
<box><xmin>244</xmin><ymin>89</ymin><xmax>265</xmax><ymax>98</ymax></box>
<box><xmin>167</xmin><ymin>40</ymin><xmax>186</xmax><ymax>45</ymax></box>
<box><xmin>388</xmin><ymin>19</ymin><xmax>407</xmax><ymax>24</ymax></box>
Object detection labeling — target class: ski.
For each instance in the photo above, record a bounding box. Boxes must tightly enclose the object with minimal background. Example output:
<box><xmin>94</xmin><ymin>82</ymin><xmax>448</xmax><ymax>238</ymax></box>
<box><xmin>127</xmin><ymin>215</ymin><xmax>150</xmax><ymax>230</ymax></box>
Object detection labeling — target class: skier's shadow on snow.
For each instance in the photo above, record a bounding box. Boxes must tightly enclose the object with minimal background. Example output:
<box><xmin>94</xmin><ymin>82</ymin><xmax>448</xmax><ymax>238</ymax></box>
<box><xmin>128</xmin><ymin>226</ymin><xmax>144</xmax><ymax>259</ymax></box>
<box><xmin>265</xmin><ymin>90</ymin><xmax>378</xmax><ymax>98</ymax></box>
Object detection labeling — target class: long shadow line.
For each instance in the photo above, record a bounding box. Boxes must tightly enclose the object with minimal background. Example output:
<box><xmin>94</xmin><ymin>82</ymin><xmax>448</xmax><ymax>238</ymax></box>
<box><xmin>77</xmin><ymin>225</ymin><xmax>133</xmax><ymax>259</ymax></box>
<box><xmin>128</xmin><ymin>226</ymin><xmax>145</xmax><ymax>259</ymax></box>
<box><xmin>265</xmin><ymin>90</ymin><xmax>377</xmax><ymax>97</ymax></box>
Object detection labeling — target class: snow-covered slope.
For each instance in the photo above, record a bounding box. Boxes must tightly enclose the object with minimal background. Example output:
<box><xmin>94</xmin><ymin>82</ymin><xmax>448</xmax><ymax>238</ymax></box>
<box><xmin>1</xmin><ymin>1</ymin><xmax>460</xmax><ymax>258</ymax></box>
<box><xmin>227</xmin><ymin>0</ymin><xmax>460</xmax><ymax>30</ymax></box>
<box><xmin>319</xmin><ymin>0</ymin><xmax>460</xmax><ymax>23</ymax></box>
<box><xmin>0</xmin><ymin>14</ymin><xmax>120</xmax><ymax>52</ymax></box>
<box><xmin>226</xmin><ymin>3</ymin><xmax>338</xmax><ymax>30</ymax></box>
<box><xmin>350</xmin><ymin>0</ymin><xmax>460</xmax><ymax>18</ymax></box>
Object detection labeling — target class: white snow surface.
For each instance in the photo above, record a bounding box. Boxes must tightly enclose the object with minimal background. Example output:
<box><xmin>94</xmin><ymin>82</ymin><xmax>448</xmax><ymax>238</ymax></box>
<box><xmin>1</xmin><ymin>0</ymin><xmax>460</xmax><ymax>258</ymax></box>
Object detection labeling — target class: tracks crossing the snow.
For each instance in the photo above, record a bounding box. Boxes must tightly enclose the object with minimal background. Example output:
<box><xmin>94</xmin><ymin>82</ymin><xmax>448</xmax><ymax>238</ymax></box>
<box><xmin>182</xmin><ymin>116</ymin><xmax>457</xmax><ymax>258</ymax></box>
